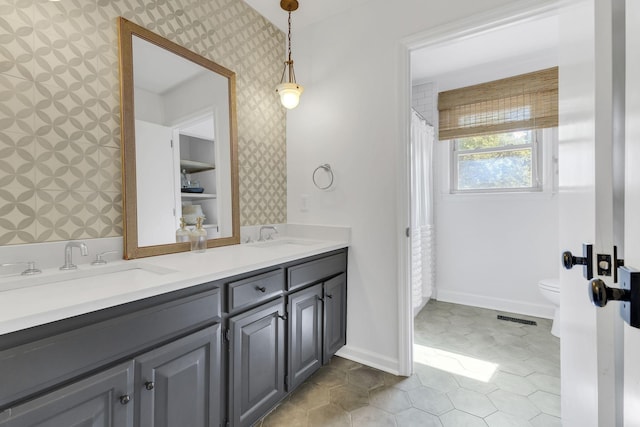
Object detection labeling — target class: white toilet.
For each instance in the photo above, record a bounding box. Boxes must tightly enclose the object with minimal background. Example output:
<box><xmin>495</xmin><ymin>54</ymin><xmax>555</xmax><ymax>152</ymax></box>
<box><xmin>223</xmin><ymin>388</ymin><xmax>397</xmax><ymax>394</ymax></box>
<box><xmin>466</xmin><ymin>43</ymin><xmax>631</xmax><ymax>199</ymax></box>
<box><xmin>538</xmin><ymin>278</ymin><xmax>560</xmax><ymax>338</ymax></box>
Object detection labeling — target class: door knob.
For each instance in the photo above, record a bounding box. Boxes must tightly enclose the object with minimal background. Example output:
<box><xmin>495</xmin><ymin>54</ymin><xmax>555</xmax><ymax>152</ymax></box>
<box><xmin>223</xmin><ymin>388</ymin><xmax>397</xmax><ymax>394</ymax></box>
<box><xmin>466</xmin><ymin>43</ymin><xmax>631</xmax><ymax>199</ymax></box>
<box><xmin>589</xmin><ymin>278</ymin><xmax>630</xmax><ymax>307</ymax></box>
<box><xmin>562</xmin><ymin>244</ymin><xmax>593</xmax><ymax>279</ymax></box>
<box><xmin>563</xmin><ymin>251</ymin><xmax>587</xmax><ymax>269</ymax></box>
<box><xmin>590</xmin><ymin>267</ymin><xmax>640</xmax><ymax>329</ymax></box>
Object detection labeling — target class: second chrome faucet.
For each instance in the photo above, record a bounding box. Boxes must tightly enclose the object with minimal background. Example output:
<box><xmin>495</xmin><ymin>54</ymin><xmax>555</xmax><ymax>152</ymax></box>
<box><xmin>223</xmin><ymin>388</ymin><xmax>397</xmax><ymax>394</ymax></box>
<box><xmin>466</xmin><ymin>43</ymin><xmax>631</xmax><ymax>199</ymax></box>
<box><xmin>60</xmin><ymin>241</ymin><xmax>88</xmax><ymax>270</ymax></box>
<box><xmin>258</xmin><ymin>226</ymin><xmax>278</xmax><ymax>241</ymax></box>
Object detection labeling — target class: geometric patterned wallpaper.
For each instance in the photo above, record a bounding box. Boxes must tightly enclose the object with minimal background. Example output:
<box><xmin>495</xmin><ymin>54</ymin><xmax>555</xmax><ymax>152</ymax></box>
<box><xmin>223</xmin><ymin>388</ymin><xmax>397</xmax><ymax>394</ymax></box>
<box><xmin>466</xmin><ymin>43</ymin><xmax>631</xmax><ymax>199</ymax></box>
<box><xmin>0</xmin><ymin>0</ymin><xmax>286</xmax><ymax>245</ymax></box>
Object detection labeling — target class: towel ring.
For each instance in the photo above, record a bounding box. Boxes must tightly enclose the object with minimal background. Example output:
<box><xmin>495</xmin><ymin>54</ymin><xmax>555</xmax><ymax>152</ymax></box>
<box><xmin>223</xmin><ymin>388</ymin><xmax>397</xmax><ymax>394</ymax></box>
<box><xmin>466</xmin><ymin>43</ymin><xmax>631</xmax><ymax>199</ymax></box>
<box><xmin>312</xmin><ymin>164</ymin><xmax>334</xmax><ymax>190</ymax></box>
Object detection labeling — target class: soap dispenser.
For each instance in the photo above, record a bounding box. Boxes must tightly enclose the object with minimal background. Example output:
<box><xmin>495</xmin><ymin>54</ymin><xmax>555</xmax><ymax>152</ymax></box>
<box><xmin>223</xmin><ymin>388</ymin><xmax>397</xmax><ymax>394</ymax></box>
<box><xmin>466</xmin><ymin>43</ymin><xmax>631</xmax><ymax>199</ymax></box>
<box><xmin>190</xmin><ymin>217</ymin><xmax>207</xmax><ymax>253</ymax></box>
<box><xmin>176</xmin><ymin>217</ymin><xmax>190</xmax><ymax>243</ymax></box>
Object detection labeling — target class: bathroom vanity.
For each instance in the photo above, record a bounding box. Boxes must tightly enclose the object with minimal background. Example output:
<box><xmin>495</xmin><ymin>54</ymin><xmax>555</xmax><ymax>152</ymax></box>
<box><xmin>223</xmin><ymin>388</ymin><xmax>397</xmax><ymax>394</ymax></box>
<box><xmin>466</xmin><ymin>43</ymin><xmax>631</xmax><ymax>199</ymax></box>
<box><xmin>0</xmin><ymin>244</ymin><xmax>348</xmax><ymax>427</ymax></box>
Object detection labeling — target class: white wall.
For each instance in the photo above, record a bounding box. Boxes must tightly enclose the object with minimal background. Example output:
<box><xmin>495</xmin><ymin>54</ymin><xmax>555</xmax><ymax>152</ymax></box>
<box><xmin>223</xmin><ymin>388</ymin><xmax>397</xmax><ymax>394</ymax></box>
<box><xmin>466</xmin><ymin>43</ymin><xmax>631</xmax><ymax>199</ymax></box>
<box><xmin>412</xmin><ymin>83</ymin><xmax>436</xmax><ymax>125</ymax></box>
<box><xmin>434</xmin><ymin>139</ymin><xmax>559</xmax><ymax>317</ymax></box>
<box><xmin>286</xmin><ymin>0</ymin><xmax>556</xmax><ymax>373</ymax></box>
<box><xmin>134</xmin><ymin>87</ymin><xmax>164</xmax><ymax>124</ymax></box>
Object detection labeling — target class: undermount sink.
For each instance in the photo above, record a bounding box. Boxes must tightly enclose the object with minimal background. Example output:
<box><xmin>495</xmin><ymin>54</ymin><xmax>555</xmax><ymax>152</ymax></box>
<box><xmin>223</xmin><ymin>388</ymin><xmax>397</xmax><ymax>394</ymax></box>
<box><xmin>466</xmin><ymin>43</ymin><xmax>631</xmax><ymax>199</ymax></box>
<box><xmin>0</xmin><ymin>262</ymin><xmax>177</xmax><ymax>293</ymax></box>
<box><xmin>248</xmin><ymin>238</ymin><xmax>321</xmax><ymax>248</ymax></box>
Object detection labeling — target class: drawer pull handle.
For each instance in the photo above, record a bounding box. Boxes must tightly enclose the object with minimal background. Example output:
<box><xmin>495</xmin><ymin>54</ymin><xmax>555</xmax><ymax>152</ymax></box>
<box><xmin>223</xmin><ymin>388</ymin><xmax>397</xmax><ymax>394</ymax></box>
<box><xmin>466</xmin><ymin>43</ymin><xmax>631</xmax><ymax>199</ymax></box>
<box><xmin>119</xmin><ymin>394</ymin><xmax>131</xmax><ymax>405</ymax></box>
<box><xmin>145</xmin><ymin>381</ymin><xmax>155</xmax><ymax>390</ymax></box>
<box><xmin>256</xmin><ymin>286</ymin><xmax>266</xmax><ymax>293</ymax></box>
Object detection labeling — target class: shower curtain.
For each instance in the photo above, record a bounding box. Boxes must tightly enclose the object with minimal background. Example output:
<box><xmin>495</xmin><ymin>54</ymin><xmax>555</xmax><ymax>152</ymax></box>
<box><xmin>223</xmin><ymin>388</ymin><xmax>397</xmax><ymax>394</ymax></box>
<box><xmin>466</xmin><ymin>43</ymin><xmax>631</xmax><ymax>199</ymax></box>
<box><xmin>411</xmin><ymin>110</ymin><xmax>435</xmax><ymax>316</ymax></box>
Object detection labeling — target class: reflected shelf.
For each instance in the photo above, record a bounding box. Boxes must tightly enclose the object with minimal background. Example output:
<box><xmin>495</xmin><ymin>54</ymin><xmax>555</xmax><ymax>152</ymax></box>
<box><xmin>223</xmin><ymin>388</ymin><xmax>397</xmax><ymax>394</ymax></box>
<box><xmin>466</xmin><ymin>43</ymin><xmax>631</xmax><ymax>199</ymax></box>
<box><xmin>184</xmin><ymin>223</ymin><xmax>218</xmax><ymax>230</ymax></box>
<box><xmin>180</xmin><ymin>159</ymin><xmax>216</xmax><ymax>174</ymax></box>
<box><xmin>181</xmin><ymin>193</ymin><xmax>217</xmax><ymax>201</ymax></box>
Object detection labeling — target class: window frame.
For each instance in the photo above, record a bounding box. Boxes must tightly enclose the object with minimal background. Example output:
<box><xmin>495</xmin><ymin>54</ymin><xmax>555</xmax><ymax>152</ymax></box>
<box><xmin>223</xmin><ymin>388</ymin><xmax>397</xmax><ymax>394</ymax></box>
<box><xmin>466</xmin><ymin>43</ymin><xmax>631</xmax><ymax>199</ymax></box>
<box><xmin>449</xmin><ymin>129</ymin><xmax>544</xmax><ymax>194</ymax></box>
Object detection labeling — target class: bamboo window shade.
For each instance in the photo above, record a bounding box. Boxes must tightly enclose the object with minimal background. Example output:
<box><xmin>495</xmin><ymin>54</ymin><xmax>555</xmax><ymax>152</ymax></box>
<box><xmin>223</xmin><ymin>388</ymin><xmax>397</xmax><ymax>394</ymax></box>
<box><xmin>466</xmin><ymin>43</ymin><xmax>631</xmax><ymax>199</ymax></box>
<box><xmin>437</xmin><ymin>67</ymin><xmax>558</xmax><ymax>140</ymax></box>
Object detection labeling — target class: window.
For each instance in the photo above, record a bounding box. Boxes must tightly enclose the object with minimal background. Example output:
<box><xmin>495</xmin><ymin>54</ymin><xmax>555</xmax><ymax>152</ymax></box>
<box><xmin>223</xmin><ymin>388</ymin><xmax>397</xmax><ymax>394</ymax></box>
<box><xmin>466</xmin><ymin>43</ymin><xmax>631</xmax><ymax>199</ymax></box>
<box><xmin>451</xmin><ymin>129</ymin><xmax>542</xmax><ymax>192</ymax></box>
<box><xmin>437</xmin><ymin>67</ymin><xmax>557</xmax><ymax>194</ymax></box>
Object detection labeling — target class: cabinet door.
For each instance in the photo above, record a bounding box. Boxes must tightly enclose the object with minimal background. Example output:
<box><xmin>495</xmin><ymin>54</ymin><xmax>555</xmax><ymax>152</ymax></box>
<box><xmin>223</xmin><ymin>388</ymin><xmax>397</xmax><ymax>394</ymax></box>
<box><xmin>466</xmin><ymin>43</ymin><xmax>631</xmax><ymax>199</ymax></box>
<box><xmin>135</xmin><ymin>325</ymin><xmax>221</xmax><ymax>427</ymax></box>
<box><xmin>323</xmin><ymin>273</ymin><xmax>347</xmax><ymax>364</ymax></box>
<box><xmin>0</xmin><ymin>362</ymin><xmax>134</xmax><ymax>427</ymax></box>
<box><xmin>229</xmin><ymin>298</ymin><xmax>285</xmax><ymax>427</ymax></box>
<box><xmin>288</xmin><ymin>284</ymin><xmax>323</xmax><ymax>391</ymax></box>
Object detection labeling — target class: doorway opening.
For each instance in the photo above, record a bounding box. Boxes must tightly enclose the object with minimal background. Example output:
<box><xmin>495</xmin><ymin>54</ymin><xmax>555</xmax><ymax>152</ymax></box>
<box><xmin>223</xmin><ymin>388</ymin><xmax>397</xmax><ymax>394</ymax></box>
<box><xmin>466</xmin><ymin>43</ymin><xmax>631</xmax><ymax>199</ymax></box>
<box><xmin>401</xmin><ymin>5</ymin><xmax>562</xmax><ymax>425</ymax></box>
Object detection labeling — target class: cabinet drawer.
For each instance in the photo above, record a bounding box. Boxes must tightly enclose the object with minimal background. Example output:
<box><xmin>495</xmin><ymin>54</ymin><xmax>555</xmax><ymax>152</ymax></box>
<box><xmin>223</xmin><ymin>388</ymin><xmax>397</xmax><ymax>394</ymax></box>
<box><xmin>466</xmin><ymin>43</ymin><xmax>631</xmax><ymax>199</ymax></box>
<box><xmin>0</xmin><ymin>287</ymin><xmax>221</xmax><ymax>410</ymax></box>
<box><xmin>288</xmin><ymin>252</ymin><xmax>347</xmax><ymax>291</ymax></box>
<box><xmin>227</xmin><ymin>269</ymin><xmax>284</xmax><ymax>313</ymax></box>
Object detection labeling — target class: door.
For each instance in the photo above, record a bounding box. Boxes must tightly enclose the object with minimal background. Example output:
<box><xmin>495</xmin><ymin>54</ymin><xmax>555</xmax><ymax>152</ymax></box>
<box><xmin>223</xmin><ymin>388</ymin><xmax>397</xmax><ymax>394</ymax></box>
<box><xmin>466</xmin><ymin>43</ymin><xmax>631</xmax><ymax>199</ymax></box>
<box><xmin>0</xmin><ymin>362</ymin><xmax>134</xmax><ymax>427</ymax></box>
<box><xmin>623</xmin><ymin>0</ymin><xmax>640</xmax><ymax>423</ymax></box>
<box><xmin>228</xmin><ymin>297</ymin><xmax>286</xmax><ymax>427</ymax></box>
<box><xmin>135</xmin><ymin>119</ymin><xmax>178</xmax><ymax>246</ymax></box>
<box><xmin>559</xmin><ymin>0</ymin><xmax>628</xmax><ymax>425</ymax></box>
<box><xmin>323</xmin><ymin>273</ymin><xmax>347</xmax><ymax>364</ymax></box>
<box><xmin>288</xmin><ymin>283</ymin><xmax>323</xmax><ymax>391</ymax></box>
<box><xmin>135</xmin><ymin>325</ymin><xmax>220</xmax><ymax>427</ymax></box>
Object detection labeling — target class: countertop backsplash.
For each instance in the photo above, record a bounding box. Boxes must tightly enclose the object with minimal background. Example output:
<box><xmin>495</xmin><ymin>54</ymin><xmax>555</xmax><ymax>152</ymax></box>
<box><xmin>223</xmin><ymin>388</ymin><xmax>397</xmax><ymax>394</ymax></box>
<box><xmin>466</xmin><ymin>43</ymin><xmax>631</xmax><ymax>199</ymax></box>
<box><xmin>0</xmin><ymin>237</ymin><xmax>124</xmax><ymax>275</ymax></box>
<box><xmin>0</xmin><ymin>224</ymin><xmax>351</xmax><ymax>277</ymax></box>
<box><xmin>240</xmin><ymin>224</ymin><xmax>351</xmax><ymax>244</ymax></box>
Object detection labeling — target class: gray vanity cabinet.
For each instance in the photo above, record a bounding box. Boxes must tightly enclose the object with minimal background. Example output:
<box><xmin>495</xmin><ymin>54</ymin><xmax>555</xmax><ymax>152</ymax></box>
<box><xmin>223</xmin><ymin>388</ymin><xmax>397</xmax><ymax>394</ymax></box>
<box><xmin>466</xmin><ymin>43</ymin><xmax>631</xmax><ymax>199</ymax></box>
<box><xmin>287</xmin><ymin>271</ymin><xmax>347</xmax><ymax>392</ymax></box>
<box><xmin>323</xmin><ymin>273</ymin><xmax>347</xmax><ymax>364</ymax></box>
<box><xmin>0</xmin><ymin>249</ymin><xmax>347</xmax><ymax>427</ymax></box>
<box><xmin>0</xmin><ymin>284</ymin><xmax>222</xmax><ymax>427</ymax></box>
<box><xmin>287</xmin><ymin>283</ymin><xmax>323</xmax><ymax>391</ymax></box>
<box><xmin>0</xmin><ymin>361</ymin><xmax>134</xmax><ymax>427</ymax></box>
<box><xmin>135</xmin><ymin>325</ymin><xmax>221</xmax><ymax>427</ymax></box>
<box><xmin>228</xmin><ymin>297</ymin><xmax>286</xmax><ymax>427</ymax></box>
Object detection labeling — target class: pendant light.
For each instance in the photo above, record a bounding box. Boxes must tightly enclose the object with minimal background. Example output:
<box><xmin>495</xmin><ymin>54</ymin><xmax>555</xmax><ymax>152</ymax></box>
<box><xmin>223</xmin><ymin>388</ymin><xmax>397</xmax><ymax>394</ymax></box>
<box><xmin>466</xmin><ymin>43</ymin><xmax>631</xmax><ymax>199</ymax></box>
<box><xmin>275</xmin><ymin>0</ymin><xmax>303</xmax><ymax>109</ymax></box>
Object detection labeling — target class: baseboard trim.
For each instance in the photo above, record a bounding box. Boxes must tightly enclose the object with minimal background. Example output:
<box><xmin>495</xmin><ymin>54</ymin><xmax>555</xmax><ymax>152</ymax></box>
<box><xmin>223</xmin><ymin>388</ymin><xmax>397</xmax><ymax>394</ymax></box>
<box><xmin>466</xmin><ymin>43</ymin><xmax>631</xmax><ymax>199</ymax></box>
<box><xmin>436</xmin><ymin>290</ymin><xmax>555</xmax><ymax>319</ymax></box>
<box><xmin>335</xmin><ymin>345</ymin><xmax>400</xmax><ymax>376</ymax></box>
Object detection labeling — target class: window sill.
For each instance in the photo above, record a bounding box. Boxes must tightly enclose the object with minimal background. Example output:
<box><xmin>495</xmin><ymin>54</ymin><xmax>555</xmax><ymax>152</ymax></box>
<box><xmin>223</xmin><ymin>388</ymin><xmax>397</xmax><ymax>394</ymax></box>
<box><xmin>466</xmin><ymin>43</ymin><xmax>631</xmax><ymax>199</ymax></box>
<box><xmin>439</xmin><ymin>189</ymin><xmax>557</xmax><ymax>202</ymax></box>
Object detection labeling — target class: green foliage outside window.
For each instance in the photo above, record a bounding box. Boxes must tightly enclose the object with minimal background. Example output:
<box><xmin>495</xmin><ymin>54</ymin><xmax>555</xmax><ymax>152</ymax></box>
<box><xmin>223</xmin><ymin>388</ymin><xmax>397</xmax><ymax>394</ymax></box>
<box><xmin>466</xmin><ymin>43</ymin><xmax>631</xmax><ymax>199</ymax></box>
<box><xmin>454</xmin><ymin>131</ymin><xmax>537</xmax><ymax>191</ymax></box>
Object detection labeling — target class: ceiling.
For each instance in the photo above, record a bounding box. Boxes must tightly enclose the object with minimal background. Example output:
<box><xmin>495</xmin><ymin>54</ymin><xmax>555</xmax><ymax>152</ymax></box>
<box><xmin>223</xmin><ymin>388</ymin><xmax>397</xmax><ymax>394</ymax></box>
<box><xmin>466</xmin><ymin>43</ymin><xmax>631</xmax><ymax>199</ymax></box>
<box><xmin>243</xmin><ymin>0</ymin><xmax>373</xmax><ymax>32</ymax></box>
<box><xmin>244</xmin><ymin>1</ymin><xmax>559</xmax><ymax>91</ymax></box>
<box><xmin>410</xmin><ymin>15</ymin><xmax>559</xmax><ymax>90</ymax></box>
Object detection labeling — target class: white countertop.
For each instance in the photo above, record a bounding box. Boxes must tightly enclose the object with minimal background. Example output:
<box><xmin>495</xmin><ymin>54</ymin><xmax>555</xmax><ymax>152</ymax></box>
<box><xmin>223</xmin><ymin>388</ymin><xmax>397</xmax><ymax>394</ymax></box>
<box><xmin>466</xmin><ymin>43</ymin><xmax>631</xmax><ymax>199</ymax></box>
<box><xmin>0</xmin><ymin>238</ymin><xmax>348</xmax><ymax>336</ymax></box>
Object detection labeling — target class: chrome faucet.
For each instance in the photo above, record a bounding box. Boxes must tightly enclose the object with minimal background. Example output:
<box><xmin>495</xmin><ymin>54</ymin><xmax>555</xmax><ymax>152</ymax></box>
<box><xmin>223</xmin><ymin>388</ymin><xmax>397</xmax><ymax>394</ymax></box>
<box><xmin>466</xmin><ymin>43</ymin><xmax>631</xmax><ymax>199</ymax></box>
<box><xmin>258</xmin><ymin>226</ymin><xmax>278</xmax><ymax>241</ymax></box>
<box><xmin>91</xmin><ymin>250</ymin><xmax>118</xmax><ymax>266</ymax></box>
<box><xmin>60</xmin><ymin>241</ymin><xmax>88</xmax><ymax>270</ymax></box>
<box><xmin>1</xmin><ymin>261</ymin><xmax>41</xmax><ymax>275</ymax></box>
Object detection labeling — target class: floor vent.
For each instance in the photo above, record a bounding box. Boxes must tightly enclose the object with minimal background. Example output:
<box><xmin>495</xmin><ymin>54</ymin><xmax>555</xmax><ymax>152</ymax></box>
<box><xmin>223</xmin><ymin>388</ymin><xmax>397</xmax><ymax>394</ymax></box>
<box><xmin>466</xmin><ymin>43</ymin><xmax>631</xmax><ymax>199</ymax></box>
<box><xmin>497</xmin><ymin>315</ymin><xmax>537</xmax><ymax>326</ymax></box>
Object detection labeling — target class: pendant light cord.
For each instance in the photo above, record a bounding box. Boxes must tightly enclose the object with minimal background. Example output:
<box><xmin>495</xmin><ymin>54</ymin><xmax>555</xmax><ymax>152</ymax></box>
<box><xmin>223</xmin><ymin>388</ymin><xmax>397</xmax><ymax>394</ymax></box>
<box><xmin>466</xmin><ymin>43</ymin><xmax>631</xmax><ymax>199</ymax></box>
<box><xmin>279</xmin><ymin>10</ymin><xmax>297</xmax><ymax>84</ymax></box>
<box><xmin>287</xmin><ymin>11</ymin><xmax>292</xmax><ymax>63</ymax></box>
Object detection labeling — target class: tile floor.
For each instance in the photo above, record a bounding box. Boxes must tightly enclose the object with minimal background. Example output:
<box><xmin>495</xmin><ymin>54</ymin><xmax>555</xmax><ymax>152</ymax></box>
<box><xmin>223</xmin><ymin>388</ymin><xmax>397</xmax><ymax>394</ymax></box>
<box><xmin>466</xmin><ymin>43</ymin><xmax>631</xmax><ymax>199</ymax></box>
<box><xmin>255</xmin><ymin>300</ymin><xmax>561</xmax><ymax>427</ymax></box>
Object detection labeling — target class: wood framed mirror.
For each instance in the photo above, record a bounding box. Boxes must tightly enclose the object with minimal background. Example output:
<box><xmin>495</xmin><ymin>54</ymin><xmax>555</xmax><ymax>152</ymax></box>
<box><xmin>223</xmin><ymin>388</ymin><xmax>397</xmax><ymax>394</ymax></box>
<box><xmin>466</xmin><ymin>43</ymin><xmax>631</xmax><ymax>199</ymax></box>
<box><xmin>118</xmin><ymin>17</ymin><xmax>240</xmax><ymax>259</ymax></box>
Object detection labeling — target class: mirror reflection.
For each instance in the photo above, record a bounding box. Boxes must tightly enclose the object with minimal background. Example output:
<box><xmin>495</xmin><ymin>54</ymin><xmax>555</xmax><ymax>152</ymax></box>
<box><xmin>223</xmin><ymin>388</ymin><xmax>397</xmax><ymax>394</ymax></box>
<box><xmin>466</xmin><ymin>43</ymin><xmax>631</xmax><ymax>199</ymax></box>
<box><xmin>119</xmin><ymin>18</ymin><xmax>239</xmax><ymax>258</ymax></box>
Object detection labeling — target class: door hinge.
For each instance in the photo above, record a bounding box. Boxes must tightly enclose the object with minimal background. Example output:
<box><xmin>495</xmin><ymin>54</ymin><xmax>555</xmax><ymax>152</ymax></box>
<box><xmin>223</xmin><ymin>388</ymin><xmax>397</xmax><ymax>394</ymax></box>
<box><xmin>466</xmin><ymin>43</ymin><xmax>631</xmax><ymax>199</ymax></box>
<box><xmin>223</xmin><ymin>328</ymin><xmax>230</xmax><ymax>343</ymax></box>
<box><xmin>284</xmin><ymin>374</ymin><xmax>288</xmax><ymax>389</ymax></box>
<box><xmin>405</xmin><ymin>227</ymin><xmax>410</xmax><ymax>238</ymax></box>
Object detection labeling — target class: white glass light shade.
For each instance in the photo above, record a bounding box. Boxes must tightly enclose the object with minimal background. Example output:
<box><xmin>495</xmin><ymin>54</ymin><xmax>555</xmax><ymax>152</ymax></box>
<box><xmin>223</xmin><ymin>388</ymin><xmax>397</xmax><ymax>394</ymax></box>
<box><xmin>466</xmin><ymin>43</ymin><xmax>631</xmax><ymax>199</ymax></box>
<box><xmin>276</xmin><ymin>82</ymin><xmax>304</xmax><ymax>109</ymax></box>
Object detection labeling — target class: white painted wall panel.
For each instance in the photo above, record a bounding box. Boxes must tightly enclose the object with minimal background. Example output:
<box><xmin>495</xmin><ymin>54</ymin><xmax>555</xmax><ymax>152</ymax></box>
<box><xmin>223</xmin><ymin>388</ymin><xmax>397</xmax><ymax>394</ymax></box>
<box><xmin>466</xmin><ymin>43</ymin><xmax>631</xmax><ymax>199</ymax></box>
<box><xmin>286</xmin><ymin>0</ymin><xmax>556</xmax><ymax>372</ymax></box>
